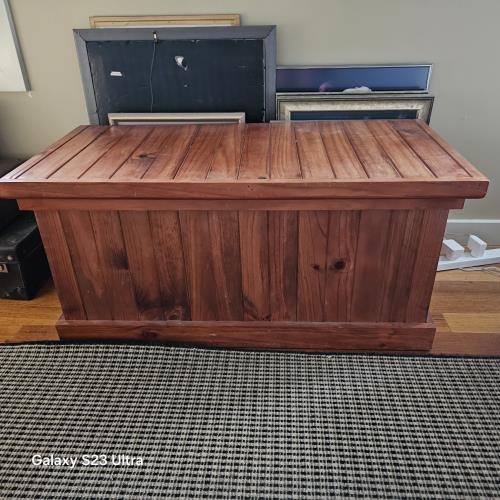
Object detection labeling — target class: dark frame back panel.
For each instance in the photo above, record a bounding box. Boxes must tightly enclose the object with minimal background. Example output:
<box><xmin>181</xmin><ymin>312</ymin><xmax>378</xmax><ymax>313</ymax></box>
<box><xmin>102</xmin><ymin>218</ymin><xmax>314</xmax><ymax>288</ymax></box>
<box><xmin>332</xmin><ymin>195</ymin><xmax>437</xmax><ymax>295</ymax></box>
<box><xmin>74</xmin><ymin>26</ymin><xmax>277</xmax><ymax>124</ymax></box>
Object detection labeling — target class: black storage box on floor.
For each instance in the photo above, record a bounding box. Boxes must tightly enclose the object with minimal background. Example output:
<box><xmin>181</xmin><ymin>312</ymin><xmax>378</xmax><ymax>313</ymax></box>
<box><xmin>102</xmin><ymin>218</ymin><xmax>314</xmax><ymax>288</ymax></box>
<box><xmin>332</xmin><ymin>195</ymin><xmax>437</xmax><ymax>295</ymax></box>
<box><xmin>0</xmin><ymin>212</ymin><xmax>51</xmax><ymax>300</ymax></box>
<box><xmin>0</xmin><ymin>159</ymin><xmax>22</xmax><ymax>231</ymax></box>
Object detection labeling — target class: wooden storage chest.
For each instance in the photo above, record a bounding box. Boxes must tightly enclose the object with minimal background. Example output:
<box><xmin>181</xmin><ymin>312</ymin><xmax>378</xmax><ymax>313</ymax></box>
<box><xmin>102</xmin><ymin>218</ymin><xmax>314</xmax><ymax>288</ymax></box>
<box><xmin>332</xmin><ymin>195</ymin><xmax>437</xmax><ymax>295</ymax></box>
<box><xmin>0</xmin><ymin>120</ymin><xmax>488</xmax><ymax>351</ymax></box>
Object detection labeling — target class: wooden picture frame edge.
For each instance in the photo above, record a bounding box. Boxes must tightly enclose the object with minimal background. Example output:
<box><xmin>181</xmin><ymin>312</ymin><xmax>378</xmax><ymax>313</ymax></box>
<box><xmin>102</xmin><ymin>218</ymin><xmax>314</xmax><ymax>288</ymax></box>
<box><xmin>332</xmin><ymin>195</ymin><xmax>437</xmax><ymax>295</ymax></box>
<box><xmin>108</xmin><ymin>112</ymin><xmax>246</xmax><ymax>125</ymax></box>
<box><xmin>275</xmin><ymin>93</ymin><xmax>434</xmax><ymax>124</ymax></box>
<box><xmin>89</xmin><ymin>14</ymin><xmax>241</xmax><ymax>28</ymax></box>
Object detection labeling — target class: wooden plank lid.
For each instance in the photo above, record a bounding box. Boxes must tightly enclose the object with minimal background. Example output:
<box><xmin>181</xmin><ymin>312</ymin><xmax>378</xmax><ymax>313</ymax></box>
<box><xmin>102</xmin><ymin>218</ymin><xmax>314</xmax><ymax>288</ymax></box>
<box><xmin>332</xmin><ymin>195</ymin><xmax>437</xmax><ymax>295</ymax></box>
<box><xmin>0</xmin><ymin>120</ymin><xmax>488</xmax><ymax>200</ymax></box>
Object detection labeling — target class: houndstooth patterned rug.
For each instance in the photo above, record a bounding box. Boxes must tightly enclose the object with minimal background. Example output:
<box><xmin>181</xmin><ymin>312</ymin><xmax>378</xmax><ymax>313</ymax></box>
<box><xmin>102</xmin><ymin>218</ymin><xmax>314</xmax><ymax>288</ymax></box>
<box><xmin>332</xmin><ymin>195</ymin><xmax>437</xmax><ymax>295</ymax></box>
<box><xmin>0</xmin><ymin>344</ymin><xmax>499</xmax><ymax>499</ymax></box>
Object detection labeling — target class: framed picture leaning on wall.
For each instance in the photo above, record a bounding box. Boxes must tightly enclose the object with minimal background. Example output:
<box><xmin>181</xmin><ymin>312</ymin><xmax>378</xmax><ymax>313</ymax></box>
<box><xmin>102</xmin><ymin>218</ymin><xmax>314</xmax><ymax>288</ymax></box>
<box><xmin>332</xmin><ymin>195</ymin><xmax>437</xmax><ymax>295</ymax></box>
<box><xmin>276</xmin><ymin>93</ymin><xmax>434</xmax><ymax>123</ymax></box>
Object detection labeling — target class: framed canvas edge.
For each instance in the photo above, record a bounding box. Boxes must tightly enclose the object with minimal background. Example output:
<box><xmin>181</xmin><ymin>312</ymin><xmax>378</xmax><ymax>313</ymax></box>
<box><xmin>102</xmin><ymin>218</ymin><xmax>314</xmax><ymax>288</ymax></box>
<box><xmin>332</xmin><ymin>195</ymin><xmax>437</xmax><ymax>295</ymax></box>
<box><xmin>1</xmin><ymin>0</ymin><xmax>30</xmax><ymax>91</ymax></box>
<box><xmin>276</xmin><ymin>93</ymin><xmax>435</xmax><ymax>124</ymax></box>
<box><xmin>73</xmin><ymin>25</ymin><xmax>277</xmax><ymax>124</ymax></box>
<box><xmin>276</xmin><ymin>63</ymin><xmax>433</xmax><ymax>93</ymax></box>
<box><xmin>107</xmin><ymin>112</ymin><xmax>246</xmax><ymax>125</ymax></box>
<box><xmin>73</xmin><ymin>30</ymin><xmax>99</xmax><ymax>124</ymax></box>
<box><xmin>89</xmin><ymin>14</ymin><xmax>241</xmax><ymax>28</ymax></box>
<box><xmin>73</xmin><ymin>25</ymin><xmax>276</xmax><ymax>42</ymax></box>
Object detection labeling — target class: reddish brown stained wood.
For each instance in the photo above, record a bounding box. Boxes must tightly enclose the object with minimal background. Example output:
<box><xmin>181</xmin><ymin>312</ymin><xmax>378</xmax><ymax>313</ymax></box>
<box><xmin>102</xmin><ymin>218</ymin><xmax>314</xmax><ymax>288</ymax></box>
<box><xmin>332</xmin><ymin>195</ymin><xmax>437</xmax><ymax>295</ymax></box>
<box><xmin>415</xmin><ymin>120</ymin><xmax>489</xmax><ymax>180</ymax></box>
<box><xmin>269</xmin><ymin>122</ymin><xmax>302</xmax><ymax>179</ymax></box>
<box><xmin>19</xmin><ymin>127</ymin><xmax>108</xmax><ymax>180</ymax></box>
<box><xmin>207</xmin><ymin>211</ymin><xmax>244</xmax><ymax>320</ymax></box>
<box><xmin>59</xmin><ymin>211</ymin><xmax>111</xmax><ymax>319</ymax></box>
<box><xmin>57</xmin><ymin>319</ymin><xmax>435</xmax><ymax>351</ymax></box>
<box><xmin>89</xmin><ymin>211</ymin><xmax>139</xmax><ymax>320</ymax></box>
<box><xmin>391</xmin><ymin>120</ymin><xmax>470</xmax><ymax>178</ymax></box>
<box><xmin>324</xmin><ymin>211</ymin><xmax>360</xmax><ymax>322</ymax></box>
<box><xmin>3</xmin><ymin>126</ymin><xmax>87</xmax><ymax>179</ymax></box>
<box><xmin>382</xmin><ymin>210</ymin><xmax>425</xmax><ymax>322</ymax></box>
<box><xmin>350</xmin><ymin>210</ymin><xmax>393</xmax><ymax>321</ymax></box>
<box><xmin>80</xmin><ymin>126</ymin><xmax>153</xmax><ymax>179</ymax></box>
<box><xmin>294</xmin><ymin>122</ymin><xmax>334</xmax><ymax>179</ymax></box>
<box><xmin>142</xmin><ymin>125</ymin><xmax>198</xmax><ymax>179</ymax></box>
<box><xmin>317</xmin><ymin>121</ymin><xmax>367</xmax><ymax>178</ymax></box>
<box><xmin>238</xmin><ymin>123</ymin><xmax>270</xmax><ymax>180</ymax></box>
<box><xmin>365</xmin><ymin>121</ymin><xmax>434</xmax><ymax>178</ymax></box>
<box><xmin>238</xmin><ymin>212</ymin><xmax>270</xmax><ymax>320</ymax></box>
<box><xmin>119</xmin><ymin>212</ymin><xmax>164</xmax><ymax>320</ymax></box>
<box><xmin>34</xmin><ymin>211</ymin><xmax>86</xmax><ymax>320</ymax></box>
<box><xmin>148</xmin><ymin>211</ymin><xmax>191</xmax><ymax>320</ymax></box>
<box><xmin>342</xmin><ymin>121</ymin><xmax>400</xmax><ymax>178</ymax></box>
<box><xmin>406</xmin><ymin>209</ymin><xmax>449</xmax><ymax>322</ymax></box>
<box><xmin>50</xmin><ymin>127</ymin><xmax>126</xmax><ymax>179</ymax></box>
<box><xmin>112</xmin><ymin>127</ymin><xmax>174</xmax><ymax>179</ymax></box>
<box><xmin>297</xmin><ymin>211</ymin><xmax>329</xmax><ymax>321</ymax></box>
<box><xmin>180</xmin><ymin>211</ymin><xmax>243</xmax><ymax>321</ymax></box>
<box><xmin>18</xmin><ymin>197</ymin><xmax>466</xmax><ymax>212</ymax></box>
<box><xmin>269</xmin><ymin>211</ymin><xmax>298</xmax><ymax>320</ymax></box>
<box><xmin>207</xmin><ymin>124</ymin><xmax>243</xmax><ymax>180</ymax></box>
<box><xmin>174</xmin><ymin>126</ymin><xmax>224</xmax><ymax>180</ymax></box>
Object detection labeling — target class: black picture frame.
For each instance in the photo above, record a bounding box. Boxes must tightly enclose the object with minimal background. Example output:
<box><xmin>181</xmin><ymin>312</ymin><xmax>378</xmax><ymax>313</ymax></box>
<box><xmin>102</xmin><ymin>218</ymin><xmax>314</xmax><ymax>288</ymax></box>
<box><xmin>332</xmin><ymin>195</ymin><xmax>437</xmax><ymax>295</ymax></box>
<box><xmin>74</xmin><ymin>26</ymin><xmax>277</xmax><ymax>124</ymax></box>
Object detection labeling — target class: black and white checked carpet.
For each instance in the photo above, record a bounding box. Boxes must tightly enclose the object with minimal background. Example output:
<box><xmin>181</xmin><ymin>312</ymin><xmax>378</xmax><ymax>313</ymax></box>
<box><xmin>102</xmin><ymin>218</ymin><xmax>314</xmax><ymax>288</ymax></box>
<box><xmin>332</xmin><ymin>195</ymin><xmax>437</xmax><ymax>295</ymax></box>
<box><xmin>0</xmin><ymin>344</ymin><xmax>499</xmax><ymax>499</ymax></box>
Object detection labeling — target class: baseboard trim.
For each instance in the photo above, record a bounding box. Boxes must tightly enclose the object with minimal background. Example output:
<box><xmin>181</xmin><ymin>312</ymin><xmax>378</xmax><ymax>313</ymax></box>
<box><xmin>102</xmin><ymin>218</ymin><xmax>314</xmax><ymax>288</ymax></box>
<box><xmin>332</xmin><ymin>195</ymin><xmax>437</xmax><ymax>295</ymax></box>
<box><xmin>445</xmin><ymin>219</ymin><xmax>500</xmax><ymax>246</ymax></box>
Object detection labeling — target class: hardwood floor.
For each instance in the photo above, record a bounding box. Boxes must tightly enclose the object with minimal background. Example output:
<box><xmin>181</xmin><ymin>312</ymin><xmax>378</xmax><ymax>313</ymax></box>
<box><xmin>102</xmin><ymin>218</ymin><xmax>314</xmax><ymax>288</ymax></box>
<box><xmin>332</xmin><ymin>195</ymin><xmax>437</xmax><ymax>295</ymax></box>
<box><xmin>1</xmin><ymin>267</ymin><xmax>499</xmax><ymax>355</ymax></box>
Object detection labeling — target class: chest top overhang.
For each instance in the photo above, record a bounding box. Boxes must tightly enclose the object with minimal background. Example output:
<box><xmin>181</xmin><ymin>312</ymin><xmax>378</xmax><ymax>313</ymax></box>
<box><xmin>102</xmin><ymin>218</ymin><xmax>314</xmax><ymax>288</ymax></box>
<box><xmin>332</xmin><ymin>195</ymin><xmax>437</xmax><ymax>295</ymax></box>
<box><xmin>0</xmin><ymin>120</ymin><xmax>488</xmax><ymax>200</ymax></box>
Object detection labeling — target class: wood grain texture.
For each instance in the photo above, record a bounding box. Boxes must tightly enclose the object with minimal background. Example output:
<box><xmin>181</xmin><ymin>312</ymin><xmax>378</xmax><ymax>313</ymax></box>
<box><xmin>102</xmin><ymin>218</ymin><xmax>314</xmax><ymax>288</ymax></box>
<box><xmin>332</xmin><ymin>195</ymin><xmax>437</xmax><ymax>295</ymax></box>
<box><xmin>2</xmin><ymin>126</ymin><xmax>88</xmax><ymax>180</ymax></box>
<box><xmin>180</xmin><ymin>211</ymin><xmax>243</xmax><ymax>321</ymax></box>
<box><xmin>342</xmin><ymin>121</ymin><xmax>400</xmax><ymax>178</ymax></box>
<box><xmin>34</xmin><ymin>211</ymin><xmax>86</xmax><ymax>320</ymax></box>
<box><xmin>1</xmin><ymin>121</ymin><xmax>488</xmax><ymax>201</ymax></box>
<box><xmin>269</xmin><ymin>122</ymin><xmax>302</xmax><ymax>179</ymax></box>
<box><xmin>350</xmin><ymin>210</ymin><xmax>393</xmax><ymax>321</ymax></box>
<box><xmin>56</xmin><ymin>319</ymin><xmax>435</xmax><ymax>351</ymax></box>
<box><xmin>324</xmin><ymin>211</ymin><xmax>360</xmax><ymax>322</ymax></box>
<box><xmin>406</xmin><ymin>210</ymin><xmax>449</xmax><ymax>322</ymax></box>
<box><xmin>89</xmin><ymin>211</ymin><xmax>139</xmax><ymax>320</ymax></box>
<box><xmin>391</xmin><ymin>120</ymin><xmax>469</xmax><ymax>178</ymax></box>
<box><xmin>80</xmin><ymin>126</ymin><xmax>152</xmax><ymax>179</ymax></box>
<box><xmin>148</xmin><ymin>211</ymin><xmax>191</xmax><ymax>321</ymax></box>
<box><xmin>297</xmin><ymin>211</ymin><xmax>329</xmax><ymax>321</ymax></box>
<box><xmin>119</xmin><ymin>212</ymin><xmax>163</xmax><ymax>320</ymax></box>
<box><xmin>237</xmin><ymin>123</ymin><xmax>270</xmax><ymax>180</ymax></box>
<box><xmin>59</xmin><ymin>211</ymin><xmax>110</xmax><ymax>319</ymax></box>
<box><xmin>294</xmin><ymin>122</ymin><xmax>334</xmax><ymax>179</ymax></box>
<box><xmin>268</xmin><ymin>211</ymin><xmax>298</xmax><ymax>320</ymax></box>
<box><xmin>17</xmin><ymin>197</ymin><xmax>465</xmax><ymax>212</ymax></box>
<box><xmin>239</xmin><ymin>212</ymin><xmax>270</xmax><ymax>320</ymax></box>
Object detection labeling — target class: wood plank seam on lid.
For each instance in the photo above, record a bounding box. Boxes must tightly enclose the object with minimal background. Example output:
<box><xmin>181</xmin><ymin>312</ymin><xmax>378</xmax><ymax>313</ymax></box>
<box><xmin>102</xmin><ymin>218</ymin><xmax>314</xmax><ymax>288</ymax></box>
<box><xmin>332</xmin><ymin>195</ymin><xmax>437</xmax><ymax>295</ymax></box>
<box><xmin>142</xmin><ymin>125</ymin><xmax>199</xmax><ymax>180</ymax></box>
<box><xmin>78</xmin><ymin>126</ymin><xmax>154</xmax><ymax>179</ymax></box>
<box><xmin>207</xmin><ymin>125</ymin><xmax>244</xmax><ymax>180</ymax></box>
<box><xmin>237</xmin><ymin>123</ymin><xmax>271</xmax><ymax>180</ymax></box>
<box><xmin>341</xmin><ymin>121</ymin><xmax>401</xmax><ymax>179</ymax></box>
<box><xmin>2</xmin><ymin>126</ymin><xmax>88</xmax><ymax>180</ymax></box>
<box><xmin>18</xmin><ymin>126</ymin><xmax>109</xmax><ymax>180</ymax></box>
<box><xmin>174</xmin><ymin>125</ymin><xmax>226</xmax><ymax>180</ymax></box>
<box><xmin>364</xmin><ymin>120</ymin><xmax>436</xmax><ymax>179</ymax></box>
<box><xmin>318</xmin><ymin>122</ymin><xmax>368</xmax><ymax>179</ymax></box>
<box><xmin>269</xmin><ymin>122</ymin><xmax>302</xmax><ymax>179</ymax></box>
<box><xmin>414</xmin><ymin>119</ymin><xmax>487</xmax><ymax>179</ymax></box>
<box><xmin>111</xmin><ymin>127</ymin><xmax>182</xmax><ymax>180</ymax></box>
<box><xmin>293</xmin><ymin>122</ymin><xmax>335</xmax><ymax>179</ymax></box>
<box><xmin>389</xmin><ymin>120</ymin><xmax>471</xmax><ymax>178</ymax></box>
<box><xmin>49</xmin><ymin>127</ymin><xmax>128</xmax><ymax>179</ymax></box>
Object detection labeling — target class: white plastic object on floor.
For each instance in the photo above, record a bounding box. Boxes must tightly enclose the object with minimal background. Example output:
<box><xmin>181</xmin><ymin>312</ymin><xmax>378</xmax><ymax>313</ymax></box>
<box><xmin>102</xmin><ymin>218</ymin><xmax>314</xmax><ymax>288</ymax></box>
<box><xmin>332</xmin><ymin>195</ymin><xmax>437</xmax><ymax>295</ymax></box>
<box><xmin>437</xmin><ymin>248</ymin><xmax>500</xmax><ymax>271</ymax></box>
<box><xmin>467</xmin><ymin>234</ymin><xmax>487</xmax><ymax>257</ymax></box>
<box><xmin>441</xmin><ymin>239</ymin><xmax>465</xmax><ymax>260</ymax></box>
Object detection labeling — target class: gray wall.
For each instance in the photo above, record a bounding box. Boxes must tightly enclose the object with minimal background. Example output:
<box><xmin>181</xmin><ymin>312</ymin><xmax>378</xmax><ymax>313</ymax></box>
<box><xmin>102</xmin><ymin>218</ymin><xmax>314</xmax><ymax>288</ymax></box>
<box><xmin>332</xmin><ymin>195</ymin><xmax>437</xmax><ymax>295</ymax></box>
<box><xmin>0</xmin><ymin>0</ymin><xmax>498</xmax><ymax>219</ymax></box>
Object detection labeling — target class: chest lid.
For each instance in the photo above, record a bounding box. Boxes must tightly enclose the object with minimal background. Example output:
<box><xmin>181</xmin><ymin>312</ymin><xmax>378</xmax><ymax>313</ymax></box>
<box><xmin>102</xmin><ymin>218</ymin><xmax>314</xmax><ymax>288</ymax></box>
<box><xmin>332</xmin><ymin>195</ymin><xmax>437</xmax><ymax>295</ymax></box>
<box><xmin>0</xmin><ymin>120</ymin><xmax>489</xmax><ymax>201</ymax></box>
